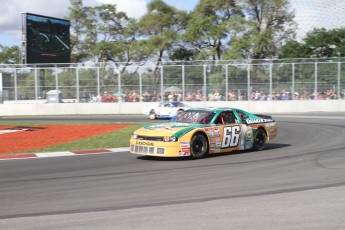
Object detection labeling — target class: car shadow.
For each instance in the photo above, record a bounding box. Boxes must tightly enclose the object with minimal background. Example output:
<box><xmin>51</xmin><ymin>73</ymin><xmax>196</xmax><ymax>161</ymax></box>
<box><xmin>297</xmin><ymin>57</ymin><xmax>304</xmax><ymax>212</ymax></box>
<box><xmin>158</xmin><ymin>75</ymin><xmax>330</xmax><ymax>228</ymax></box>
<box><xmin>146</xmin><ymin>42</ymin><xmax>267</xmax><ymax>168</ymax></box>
<box><xmin>207</xmin><ymin>143</ymin><xmax>291</xmax><ymax>159</ymax></box>
<box><xmin>137</xmin><ymin>155</ymin><xmax>191</xmax><ymax>161</ymax></box>
<box><xmin>265</xmin><ymin>143</ymin><xmax>291</xmax><ymax>150</ymax></box>
<box><xmin>136</xmin><ymin>143</ymin><xmax>290</xmax><ymax>161</ymax></box>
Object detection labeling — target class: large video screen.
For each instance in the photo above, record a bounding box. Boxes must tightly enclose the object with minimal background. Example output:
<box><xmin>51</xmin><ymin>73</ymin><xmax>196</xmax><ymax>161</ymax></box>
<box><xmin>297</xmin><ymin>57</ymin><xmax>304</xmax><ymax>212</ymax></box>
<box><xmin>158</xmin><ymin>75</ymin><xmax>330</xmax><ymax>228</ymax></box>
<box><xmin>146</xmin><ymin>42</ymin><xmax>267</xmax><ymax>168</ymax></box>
<box><xmin>25</xmin><ymin>13</ymin><xmax>70</xmax><ymax>64</ymax></box>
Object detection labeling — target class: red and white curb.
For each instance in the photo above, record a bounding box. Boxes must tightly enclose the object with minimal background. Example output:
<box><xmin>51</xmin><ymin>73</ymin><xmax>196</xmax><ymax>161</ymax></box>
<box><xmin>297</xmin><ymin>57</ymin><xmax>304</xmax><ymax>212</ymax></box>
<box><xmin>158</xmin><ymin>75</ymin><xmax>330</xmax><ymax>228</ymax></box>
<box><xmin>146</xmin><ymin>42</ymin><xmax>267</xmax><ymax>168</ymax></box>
<box><xmin>0</xmin><ymin>147</ymin><xmax>130</xmax><ymax>161</ymax></box>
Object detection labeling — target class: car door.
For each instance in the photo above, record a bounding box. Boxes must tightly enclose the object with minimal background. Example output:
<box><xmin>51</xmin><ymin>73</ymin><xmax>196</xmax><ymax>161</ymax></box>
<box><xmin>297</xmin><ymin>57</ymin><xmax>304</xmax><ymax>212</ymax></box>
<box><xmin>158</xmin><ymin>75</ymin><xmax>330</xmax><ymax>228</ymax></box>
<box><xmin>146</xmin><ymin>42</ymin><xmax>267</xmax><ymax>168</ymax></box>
<box><xmin>213</xmin><ymin>111</ymin><xmax>251</xmax><ymax>153</ymax></box>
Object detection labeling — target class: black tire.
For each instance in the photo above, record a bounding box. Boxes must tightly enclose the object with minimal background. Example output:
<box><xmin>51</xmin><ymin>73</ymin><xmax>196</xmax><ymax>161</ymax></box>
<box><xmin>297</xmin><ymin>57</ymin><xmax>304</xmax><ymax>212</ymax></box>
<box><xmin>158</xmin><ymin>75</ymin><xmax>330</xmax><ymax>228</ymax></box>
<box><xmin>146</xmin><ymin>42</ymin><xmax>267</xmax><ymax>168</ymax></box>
<box><xmin>190</xmin><ymin>133</ymin><xmax>209</xmax><ymax>159</ymax></box>
<box><xmin>149</xmin><ymin>109</ymin><xmax>156</xmax><ymax>120</ymax></box>
<box><xmin>253</xmin><ymin>128</ymin><xmax>267</xmax><ymax>151</ymax></box>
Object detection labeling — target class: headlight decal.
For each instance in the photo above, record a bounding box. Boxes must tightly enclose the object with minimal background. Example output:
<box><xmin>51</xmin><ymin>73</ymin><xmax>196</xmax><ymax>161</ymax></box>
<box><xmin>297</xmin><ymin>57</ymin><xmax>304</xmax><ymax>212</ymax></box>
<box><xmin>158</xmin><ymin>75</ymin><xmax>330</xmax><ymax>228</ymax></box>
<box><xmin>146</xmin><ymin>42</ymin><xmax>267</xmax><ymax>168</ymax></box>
<box><xmin>163</xmin><ymin>136</ymin><xmax>178</xmax><ymax>142</ymax></box>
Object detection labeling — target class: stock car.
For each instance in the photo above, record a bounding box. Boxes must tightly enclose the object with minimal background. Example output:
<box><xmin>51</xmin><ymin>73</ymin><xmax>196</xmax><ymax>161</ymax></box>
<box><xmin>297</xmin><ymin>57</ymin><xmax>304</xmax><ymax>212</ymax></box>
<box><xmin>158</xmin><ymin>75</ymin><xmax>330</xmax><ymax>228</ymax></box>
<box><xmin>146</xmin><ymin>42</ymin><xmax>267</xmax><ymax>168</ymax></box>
<box><xmin>143</xmin><ymin>101</ymin><xmax>189</xmax><ymax>119</ymax></box>
<box><xmin>130</xmin><ymin>107</ymin><xmax>277</xmax><ymax>159</ymax></box>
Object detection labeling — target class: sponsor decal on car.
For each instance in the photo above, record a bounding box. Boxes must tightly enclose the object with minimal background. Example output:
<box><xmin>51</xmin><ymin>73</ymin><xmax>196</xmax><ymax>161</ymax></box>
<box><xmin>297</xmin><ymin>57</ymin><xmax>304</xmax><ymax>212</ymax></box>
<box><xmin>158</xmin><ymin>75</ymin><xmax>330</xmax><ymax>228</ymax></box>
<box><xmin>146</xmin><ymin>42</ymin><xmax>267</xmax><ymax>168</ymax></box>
<box><xmin>245</xmin><ymin>118</ymin><xmax>274</xmax><ymax>124</ymax></box>
<box><xmin>179</xmin><ymin>149</ymin><xmax>191</xmax><ymax>156</ymax></box>
<box><xmin>221</xmin><ymin>126</ymin><xmax>241</xmax><ymax>148</ymax></box>
<box><xmin>180</xmin><ymin>142</ymin><xmax>190</xmax><ymax>148</ymax></box>
<box><xmin>136</xmin><ymin>140</ymin><xmax>154</xmax><ymax>146</ymax></box>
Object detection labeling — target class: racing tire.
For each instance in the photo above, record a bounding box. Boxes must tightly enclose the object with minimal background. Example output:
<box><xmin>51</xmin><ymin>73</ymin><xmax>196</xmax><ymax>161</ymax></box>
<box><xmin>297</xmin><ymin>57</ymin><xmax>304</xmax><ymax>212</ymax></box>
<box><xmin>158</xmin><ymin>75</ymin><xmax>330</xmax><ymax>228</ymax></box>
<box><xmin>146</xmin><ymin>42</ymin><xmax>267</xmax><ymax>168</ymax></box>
<box><xmin>253</xmin><ymin>128</ymin><xmax>267</xmax><ymax>151</ymax></box>
<box><xmin>190</xmin><ymin>133</ymin><xmax>209</xmax><ymax>159</ymax></box>
<box><xmin>149</xmin><ymin>110</ymin><xmax>156</xmax><ymax>120</ymax></box>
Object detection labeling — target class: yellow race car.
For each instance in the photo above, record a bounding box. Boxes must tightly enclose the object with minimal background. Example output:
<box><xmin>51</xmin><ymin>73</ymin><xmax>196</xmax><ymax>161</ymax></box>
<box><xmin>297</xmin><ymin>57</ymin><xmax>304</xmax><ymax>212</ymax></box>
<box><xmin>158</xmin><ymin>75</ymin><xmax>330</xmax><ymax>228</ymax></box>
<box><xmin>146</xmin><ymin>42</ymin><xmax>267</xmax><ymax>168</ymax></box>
<box><xmin>130</xmin><ymin>107</ymin><xmax>277</xmax><ymax>159</ymax></box>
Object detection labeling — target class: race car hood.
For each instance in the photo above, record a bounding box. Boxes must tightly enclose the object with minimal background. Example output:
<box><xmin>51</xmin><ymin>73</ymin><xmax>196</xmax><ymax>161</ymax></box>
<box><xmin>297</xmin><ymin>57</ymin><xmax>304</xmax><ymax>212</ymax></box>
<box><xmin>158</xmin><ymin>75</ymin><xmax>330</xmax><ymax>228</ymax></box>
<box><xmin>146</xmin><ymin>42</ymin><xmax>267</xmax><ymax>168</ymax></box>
<box><xmin>134</xmin><ymin>122</ymin><xmax>203</xmax><ymax>138</ymax></box>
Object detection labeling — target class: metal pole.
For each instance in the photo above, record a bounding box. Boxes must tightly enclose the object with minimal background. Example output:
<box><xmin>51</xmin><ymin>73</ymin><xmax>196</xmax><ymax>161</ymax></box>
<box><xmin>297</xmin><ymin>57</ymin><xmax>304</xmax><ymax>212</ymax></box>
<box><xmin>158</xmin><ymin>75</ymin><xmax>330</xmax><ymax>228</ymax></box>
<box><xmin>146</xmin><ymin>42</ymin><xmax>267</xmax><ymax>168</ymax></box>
<box><xmin>337</xmin><ymin>62</ymin><xmax>341</xmax><ymax>99</ymax></box>
<box><xmin>160</xmin><ymin>66</ymin><xmax>164</xmax><ymax>102</ymax></box>
<box><xmin>203</xmin><ymin>64</ymin><xmax>207</xmax><ymax>101</ymax></box>
<box><xmin>55</xmin><ymin>67</ymin><xmax>58</xmax><ymax>90</ymax></box>
<box><xmin>269</xmin><ymin>63</ymin><xmax>273</xmax><ymax>100</ymax></box>
<box><xmin>247</xmin><ymin>64</ymin><xmax>251</xmax><ymax>101</ymax></box>
<box><xmin>76</xmin><ymin>68</ymin><xmax>79</xmax><ymax>103</ymax></box>
<box><xmin>97</xmin><ymin>67</ymin><xmax>100</xmax><ymax>98</ymax></box>
<box><xmin>34</xmin><ymin>68</ymin><xmax>38</xmax><ymax>101</ymax></box>
<box><xmin>225</xmin><ymin>64</ymin><xmax>228</xmax><ymax>101</ymax></box>
<box><xmin>139</xmin><ymin>72</ymin><xmax>142</xmax><ymax>101</ymax></box>
<box><xmin>13</xmin><ymin>69</ymin><xmax>18</xmax><ymax>101</ymax></box>
<box><xmin>292</xmin><ymin>63</ymin><xmax>295</xmax><ymax>100</ymax></box>
<box><xmin>182</xmin><ymin>65</ymin><xmax>185</xmax><ymax>101</ymax></box>
<box><xmin>118</xmin><ymin>70</ymin><xmax>121</xmax><ymax>102</ymax></box>
<box><xmin>314</xmin><ymin>62</ymin><xmax>318</xmax><ymax>100</ymax></box>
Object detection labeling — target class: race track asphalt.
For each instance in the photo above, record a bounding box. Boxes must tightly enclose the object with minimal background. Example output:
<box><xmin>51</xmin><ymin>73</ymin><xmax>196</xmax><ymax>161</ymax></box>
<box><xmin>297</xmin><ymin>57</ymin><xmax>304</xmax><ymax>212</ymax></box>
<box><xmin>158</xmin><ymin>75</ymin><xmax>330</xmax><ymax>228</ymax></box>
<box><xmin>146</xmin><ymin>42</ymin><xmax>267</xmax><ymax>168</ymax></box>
<box><xmin>0</xmin><ymin>113</ymin><xmax>345</xmax><ymax>230</ymax></box>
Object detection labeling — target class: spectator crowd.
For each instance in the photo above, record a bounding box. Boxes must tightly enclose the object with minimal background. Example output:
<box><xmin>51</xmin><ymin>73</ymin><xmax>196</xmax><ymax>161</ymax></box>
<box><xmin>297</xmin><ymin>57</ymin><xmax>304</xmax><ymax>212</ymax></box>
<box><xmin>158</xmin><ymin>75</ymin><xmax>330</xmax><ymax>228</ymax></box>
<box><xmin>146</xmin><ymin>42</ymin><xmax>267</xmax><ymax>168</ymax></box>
<box><xmin>90</xmin><ymin>87</ymin><xmax>345</xmax><ymax>103</ymax></box>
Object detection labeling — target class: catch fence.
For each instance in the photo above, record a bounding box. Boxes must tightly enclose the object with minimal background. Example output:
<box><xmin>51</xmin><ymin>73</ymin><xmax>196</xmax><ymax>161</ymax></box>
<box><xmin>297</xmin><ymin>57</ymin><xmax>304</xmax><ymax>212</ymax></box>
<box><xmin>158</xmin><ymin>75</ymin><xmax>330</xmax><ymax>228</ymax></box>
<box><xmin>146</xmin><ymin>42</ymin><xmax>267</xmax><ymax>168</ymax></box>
<box><xmin>1</xmin><ymin>59</ymin><xmax>345</xmax><ymax>103</ymax></box>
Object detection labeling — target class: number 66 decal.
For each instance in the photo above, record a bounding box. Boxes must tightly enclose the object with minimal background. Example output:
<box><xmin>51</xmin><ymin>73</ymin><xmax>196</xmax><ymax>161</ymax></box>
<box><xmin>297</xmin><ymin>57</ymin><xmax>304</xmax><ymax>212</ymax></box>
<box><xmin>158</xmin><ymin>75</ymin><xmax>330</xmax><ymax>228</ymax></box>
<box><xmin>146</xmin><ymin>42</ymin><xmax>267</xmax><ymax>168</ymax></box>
<box><xmin>221</xmin><ymin>126</ymin><xmax>240</xmax><ymax>148</ymax></box>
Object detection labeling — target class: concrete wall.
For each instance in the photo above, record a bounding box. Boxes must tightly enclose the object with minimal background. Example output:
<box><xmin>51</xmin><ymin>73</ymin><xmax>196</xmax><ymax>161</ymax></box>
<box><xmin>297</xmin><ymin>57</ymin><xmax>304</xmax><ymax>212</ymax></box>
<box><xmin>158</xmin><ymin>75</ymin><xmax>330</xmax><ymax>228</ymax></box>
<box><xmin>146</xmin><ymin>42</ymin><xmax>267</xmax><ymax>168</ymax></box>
<box><xmin>1</xmin><ymin>100</ymin><xmax>344</xmax><ymax>116</ymax></box>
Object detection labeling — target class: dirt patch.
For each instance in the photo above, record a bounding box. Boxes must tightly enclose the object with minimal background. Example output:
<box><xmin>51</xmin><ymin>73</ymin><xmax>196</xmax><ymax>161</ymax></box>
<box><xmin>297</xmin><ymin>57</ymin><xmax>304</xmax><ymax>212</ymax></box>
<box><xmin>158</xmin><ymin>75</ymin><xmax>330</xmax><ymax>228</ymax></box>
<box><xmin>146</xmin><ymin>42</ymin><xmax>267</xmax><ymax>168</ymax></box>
<box><xmin>0</xmin><ymin>124</ymin><xmax>131</xmax><ymax>154</ymax></box>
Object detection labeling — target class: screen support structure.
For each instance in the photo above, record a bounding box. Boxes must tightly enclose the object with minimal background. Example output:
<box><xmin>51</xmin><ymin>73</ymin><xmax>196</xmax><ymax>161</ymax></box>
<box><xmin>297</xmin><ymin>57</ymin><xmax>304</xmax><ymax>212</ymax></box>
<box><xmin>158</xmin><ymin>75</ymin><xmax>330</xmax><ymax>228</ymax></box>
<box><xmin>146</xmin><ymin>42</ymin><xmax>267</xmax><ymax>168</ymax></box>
<box><xmin>21</xmin><ymin>13</ymin><xmax>27</xmax><ymax>65</ymax></box>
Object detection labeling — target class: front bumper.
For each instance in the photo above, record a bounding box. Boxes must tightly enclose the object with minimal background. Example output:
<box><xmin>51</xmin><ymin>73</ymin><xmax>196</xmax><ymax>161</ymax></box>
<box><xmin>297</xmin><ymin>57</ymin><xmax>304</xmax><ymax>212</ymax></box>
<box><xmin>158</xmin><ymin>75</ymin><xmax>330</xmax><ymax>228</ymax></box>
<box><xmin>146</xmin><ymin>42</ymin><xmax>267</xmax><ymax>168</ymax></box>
<box><xmin>129</xmin><ymin>139</ymin><xmax>190</xmax><ymax>157</ymax></box>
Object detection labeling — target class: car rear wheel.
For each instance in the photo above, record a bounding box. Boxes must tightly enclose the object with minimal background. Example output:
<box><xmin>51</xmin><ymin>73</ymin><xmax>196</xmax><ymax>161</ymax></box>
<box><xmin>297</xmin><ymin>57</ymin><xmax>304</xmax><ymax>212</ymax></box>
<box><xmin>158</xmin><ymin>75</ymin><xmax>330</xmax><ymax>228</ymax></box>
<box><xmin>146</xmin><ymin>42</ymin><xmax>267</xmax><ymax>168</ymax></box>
<box><xmin>149</xmin><ymin>110</ymin><xmax>156</xmax><ymax>120</ymax></box>
<box><xmin>190</xmin><ymin>133</ymin><xmax>208</xmax><ymax>159</ymax></box>
<box><xmin>253</xmin><ymin>128</ymin><xmax>267</xmax><ymax>151</ymax></box>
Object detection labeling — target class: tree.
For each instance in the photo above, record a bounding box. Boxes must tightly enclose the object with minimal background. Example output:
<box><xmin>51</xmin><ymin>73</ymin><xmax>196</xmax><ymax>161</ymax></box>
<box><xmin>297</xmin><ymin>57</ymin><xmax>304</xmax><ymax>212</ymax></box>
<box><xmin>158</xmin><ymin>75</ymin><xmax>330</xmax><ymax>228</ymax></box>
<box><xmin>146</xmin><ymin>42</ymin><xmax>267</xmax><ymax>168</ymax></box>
<box><xmin>224</xmin><ymin>0</ymin><xmax>296</xmax><ymax>60</ymax></box>
<box><xmin>69</xmin><ymin>1</ymin><xmax>131</xmax><ymax>63</ymax></box>
<box><xmin>68</xmin><ymin>0</ymin><xmax>96</xmax><ymax>62</ymax></box>
<box><xmin>89</xmin><ymin>4</ymin><xmax>129</xmax><ymax>63</ymax></box>
<box><xmin>184</xmin><ymin>0</ymin><xmax>242</xmax><ymax>60</ymax></box>
<box><xmin>138</xmin><ymin>0</ymin><xmax>189</xmax><ymax>69</ymax></box>
<box><xmin>0</xmin><ymin>45</ymin><xmax>20</xmax><ymax>64</ymax></box>
<box><xmin>280</xmin><ymin>28</ymin><xmax>345</xmax><ymax>58</ymax></box>
<box><xmin>96</xmin><ymin>17</ymin><xmax>152</xmax><ymax>69</ymax></box>
<box><xmin>68</xmin><ymin>1</ymin><xmax>151</xmax><ymax>72</ymax></box>
<box><xmin>278</xmin><ymin>40</ymin><xmax>307</xmax><ymax>58</ymax></box>
<box><xmin>136</xmin><ymin>0</ymin><xmax>190</xmax><ymax>87</ymax></box>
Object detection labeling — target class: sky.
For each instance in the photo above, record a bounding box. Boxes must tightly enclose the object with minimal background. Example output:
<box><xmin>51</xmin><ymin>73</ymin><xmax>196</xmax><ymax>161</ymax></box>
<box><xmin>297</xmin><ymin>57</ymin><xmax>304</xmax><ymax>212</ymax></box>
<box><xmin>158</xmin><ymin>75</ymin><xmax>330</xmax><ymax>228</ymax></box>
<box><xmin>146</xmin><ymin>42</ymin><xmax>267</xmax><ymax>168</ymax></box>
<box><xmin>0</xmin><ymin>0</ymin><xmax>199</xmax><ymax>47</ymax></box>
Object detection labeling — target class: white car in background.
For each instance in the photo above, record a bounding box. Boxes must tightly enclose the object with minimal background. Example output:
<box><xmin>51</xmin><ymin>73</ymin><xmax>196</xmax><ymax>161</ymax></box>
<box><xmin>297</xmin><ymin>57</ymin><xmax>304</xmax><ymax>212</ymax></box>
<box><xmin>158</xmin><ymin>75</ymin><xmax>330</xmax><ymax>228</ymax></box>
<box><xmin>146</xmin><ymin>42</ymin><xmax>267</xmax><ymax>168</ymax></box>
<box><xmin>143</xmin><ymin>101</ymin><xmax>189</xmax><ymax>119</ymax></box>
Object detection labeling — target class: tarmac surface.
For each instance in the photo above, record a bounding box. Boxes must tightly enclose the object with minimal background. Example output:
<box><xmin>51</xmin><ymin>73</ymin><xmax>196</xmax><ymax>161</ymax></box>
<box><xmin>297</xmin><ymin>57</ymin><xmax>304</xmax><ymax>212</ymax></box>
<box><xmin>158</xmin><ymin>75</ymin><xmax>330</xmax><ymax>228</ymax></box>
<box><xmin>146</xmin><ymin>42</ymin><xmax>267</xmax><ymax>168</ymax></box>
<box><xmin>0</xmin><ymin>113</ymin><xmax>345</xmax><ymax>229</ymax></box>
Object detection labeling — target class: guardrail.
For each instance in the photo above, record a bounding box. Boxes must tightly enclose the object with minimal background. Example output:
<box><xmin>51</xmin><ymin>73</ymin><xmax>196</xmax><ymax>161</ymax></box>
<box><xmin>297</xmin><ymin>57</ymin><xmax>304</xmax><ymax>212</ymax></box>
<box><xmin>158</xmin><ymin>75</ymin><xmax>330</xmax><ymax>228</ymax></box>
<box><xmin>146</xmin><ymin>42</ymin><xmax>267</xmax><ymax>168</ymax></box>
<box><xmin>1</xmin><ymin>100</ymin><xmax>345</xmax><ymax>116</ymax></box>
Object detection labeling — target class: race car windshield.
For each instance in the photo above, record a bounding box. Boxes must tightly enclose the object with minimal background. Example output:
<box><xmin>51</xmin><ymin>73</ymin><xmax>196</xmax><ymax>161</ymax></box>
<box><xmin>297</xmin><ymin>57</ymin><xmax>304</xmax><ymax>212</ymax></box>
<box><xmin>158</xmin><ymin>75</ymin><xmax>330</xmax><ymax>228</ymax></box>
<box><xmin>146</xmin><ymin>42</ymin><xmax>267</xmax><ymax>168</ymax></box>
<box><xmin>174</xmin><ymin>111</ymin><xmax>215</xmax><ymax>124</ymax></box>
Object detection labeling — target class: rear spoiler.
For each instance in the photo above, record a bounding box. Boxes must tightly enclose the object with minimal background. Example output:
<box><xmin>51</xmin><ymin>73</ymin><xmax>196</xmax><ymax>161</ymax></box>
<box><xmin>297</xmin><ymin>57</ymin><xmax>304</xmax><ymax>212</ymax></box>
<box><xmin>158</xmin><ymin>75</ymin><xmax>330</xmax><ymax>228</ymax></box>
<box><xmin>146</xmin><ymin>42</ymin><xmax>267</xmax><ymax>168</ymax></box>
<box><xmin>254</xmin><ymin>114</ymin><xmax>273</xmax><ymax>120</ymax></box>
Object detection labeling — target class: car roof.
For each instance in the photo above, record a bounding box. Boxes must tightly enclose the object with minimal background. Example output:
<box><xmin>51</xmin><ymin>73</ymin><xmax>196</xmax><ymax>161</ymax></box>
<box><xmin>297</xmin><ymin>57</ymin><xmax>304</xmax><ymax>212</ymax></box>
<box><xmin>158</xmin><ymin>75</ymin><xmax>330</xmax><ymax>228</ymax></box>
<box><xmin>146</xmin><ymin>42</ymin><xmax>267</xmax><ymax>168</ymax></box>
<box><xmin>187</xmin><ymin>107</ymin><xmax>233</xmax><ymax>112</ymax></box>
<box><xmin>160</xmin><ymin>101</ymin><xmax>186</xmax><ymax>106</ymax></box>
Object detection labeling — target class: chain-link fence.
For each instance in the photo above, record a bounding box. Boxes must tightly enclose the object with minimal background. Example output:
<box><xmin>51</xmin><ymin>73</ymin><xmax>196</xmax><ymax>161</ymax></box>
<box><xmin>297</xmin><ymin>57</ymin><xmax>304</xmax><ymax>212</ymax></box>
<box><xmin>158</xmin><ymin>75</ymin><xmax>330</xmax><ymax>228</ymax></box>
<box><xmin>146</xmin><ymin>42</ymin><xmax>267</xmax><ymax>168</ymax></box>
<box><xmin>1</xmin><ymin>59</ymin><xmax>345</xmax><ymax>103</ymax></box>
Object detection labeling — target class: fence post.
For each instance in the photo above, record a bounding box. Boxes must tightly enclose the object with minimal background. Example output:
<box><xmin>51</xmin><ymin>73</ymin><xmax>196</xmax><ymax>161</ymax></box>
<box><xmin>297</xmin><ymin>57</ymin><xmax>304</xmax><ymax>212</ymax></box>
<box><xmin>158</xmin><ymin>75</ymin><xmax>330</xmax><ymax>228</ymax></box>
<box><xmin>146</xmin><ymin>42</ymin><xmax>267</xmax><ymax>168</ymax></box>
<box><xmin>292</xmin><ymin>63</ymin><xmax>295</xmax><ymax>100</ymax></box>
<box><xmin>76</xmin><ymin>67</ymin><xmax>79</xmax><ymax>103</ymax></box>
<box><xmin>34</xmin><ymin>68</ymin><xmax>38</xmax><ymax>101</ymax></box>
<box><xmin>0</xmin><ymin>73</ymin><xmax>2</xmax><ymax>103</ymax></box>
<box><xmin>314</xmin><ymin>62</ymin><xmax>318</xmax><ymax>100</ymax></box>
<box><xmin>337</xmin><ymin>62</ymin><xmax>341</xmax><ymax>99</ymax></box>
<box><xmin>139</xmin><ymin>71</ymin><xmax>142</xmax><ymax>101</ymax></box>
<box><xmin>269</xmin><ymin>63</ymin><xmax>273</xmax><ymax>100</ymax></box>
<box><xmin>247</xmin><ymin>64</ymin><xmax>251</xmax><ymax>101</ymax></box>
<box><xmin>182</xmin><ymin>65</ymin><xmax>185</xmax><ymax>102</ymax></box>
<box><xmin>55</xmin><ymin>67</ymin><xmax>58</xmax><ymax>91</ymax></box>
<box><xmin>203</xmin><ymin>64</ymin><xmax>207</xmax><ymax>101</ymax></box>
<box><xmin>97</xmin><ymin>67</ymin><xmax>100</xmax><ymax>98</ymax></box>
<box><xmin>225</xmin><ymin>64</ymin><xmax>228</xmax><ymax>101</ymax></box>
<box><xmin>13</xmin><ymin>69</ymin><xmax>18</xmax><ymax>101</ymax></box>
<box><xmin>160</xmin><ymin>66</ymin><xmax>164</xmax><ymax>102</ymax></box>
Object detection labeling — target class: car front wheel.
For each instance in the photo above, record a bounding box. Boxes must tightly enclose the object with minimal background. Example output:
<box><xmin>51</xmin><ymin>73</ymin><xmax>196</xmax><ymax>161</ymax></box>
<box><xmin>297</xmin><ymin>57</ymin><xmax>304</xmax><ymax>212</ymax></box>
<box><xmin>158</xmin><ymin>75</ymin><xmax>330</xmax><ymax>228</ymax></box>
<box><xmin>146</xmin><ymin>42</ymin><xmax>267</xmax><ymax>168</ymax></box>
<box><xmin>190</xmin><ymin>133</ymin><xmax>208</xmax><ymax>159</ymax></box>
<box><xmin>149</xmin><ymin>110</ymin><xmax>156</xmax><ymax>119</ymax></box>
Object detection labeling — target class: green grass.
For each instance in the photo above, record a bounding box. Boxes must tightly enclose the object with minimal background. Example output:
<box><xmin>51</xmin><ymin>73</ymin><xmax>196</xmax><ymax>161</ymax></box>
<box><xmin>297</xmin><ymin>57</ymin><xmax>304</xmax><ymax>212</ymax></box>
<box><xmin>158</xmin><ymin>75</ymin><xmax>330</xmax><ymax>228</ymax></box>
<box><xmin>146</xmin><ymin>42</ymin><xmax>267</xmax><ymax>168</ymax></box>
<box><xmin>0</xmin><ymin>122</ymin><xmax>148</xmax><ymax>154</ymax></box>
